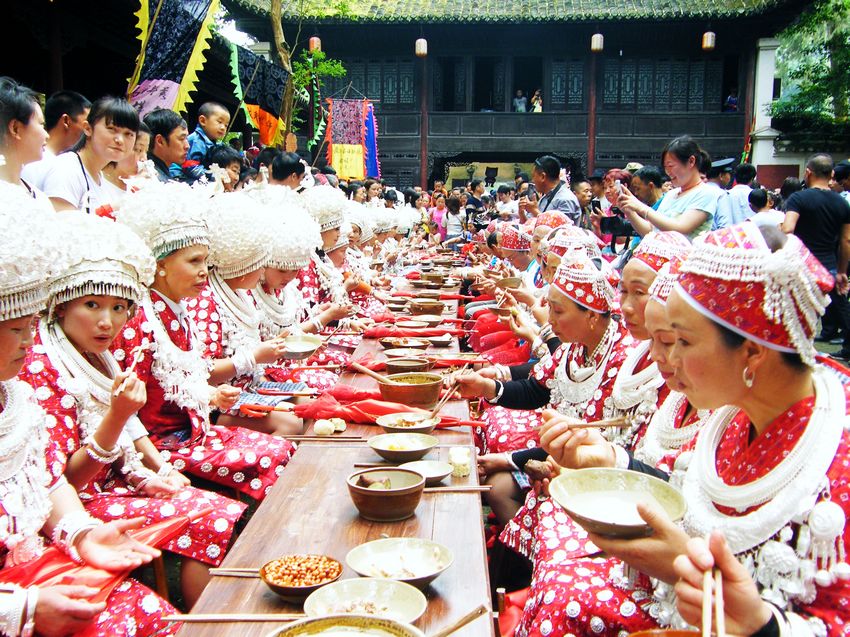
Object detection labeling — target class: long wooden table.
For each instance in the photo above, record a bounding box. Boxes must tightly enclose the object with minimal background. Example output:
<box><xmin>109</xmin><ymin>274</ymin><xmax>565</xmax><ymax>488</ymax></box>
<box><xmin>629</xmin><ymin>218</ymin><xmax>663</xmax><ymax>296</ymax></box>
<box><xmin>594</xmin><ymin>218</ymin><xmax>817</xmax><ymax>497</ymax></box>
<box><xmin>178</xmin><ymin>296</ymin><xmax>494</xmax><ymax>637</ymax></box>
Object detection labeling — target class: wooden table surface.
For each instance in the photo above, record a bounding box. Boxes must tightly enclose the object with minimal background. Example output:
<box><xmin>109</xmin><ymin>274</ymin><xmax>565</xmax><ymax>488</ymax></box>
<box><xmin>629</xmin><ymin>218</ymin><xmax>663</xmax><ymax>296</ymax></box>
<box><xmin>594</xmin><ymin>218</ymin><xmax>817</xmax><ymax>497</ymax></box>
<box><xmin>178</xmin><ymin>295</ymin><xmax>494</xmax><ymax>636</ymax></box>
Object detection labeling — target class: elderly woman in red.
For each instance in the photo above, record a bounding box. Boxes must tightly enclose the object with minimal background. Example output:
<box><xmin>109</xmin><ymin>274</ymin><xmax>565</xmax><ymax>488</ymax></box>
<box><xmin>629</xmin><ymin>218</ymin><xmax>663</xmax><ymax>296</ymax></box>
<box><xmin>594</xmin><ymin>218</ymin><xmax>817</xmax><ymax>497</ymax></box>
<box><xmin>112</xmin><ymin>183</ymin><xmax>294</xmax><ymax>501</ymax></box>
<box><xmin>524</xmin><ymin>224</ymin><xmax>848</xmax><ymax>637</ymax></box>
<box><xmin>0</xmin><ymin>205</ymin><xmax>177</xmax><ymax>636</ymax></box>
<box><xmin>19</xmin><ymin>212</ymin><xmax>245</xmax><ymax>608</ymax></box>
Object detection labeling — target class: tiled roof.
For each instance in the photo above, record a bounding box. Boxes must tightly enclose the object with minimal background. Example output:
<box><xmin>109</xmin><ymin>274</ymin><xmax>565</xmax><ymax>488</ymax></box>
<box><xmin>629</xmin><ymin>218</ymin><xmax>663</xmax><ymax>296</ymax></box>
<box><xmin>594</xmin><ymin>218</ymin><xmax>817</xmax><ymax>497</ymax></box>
<box><xmin>226</xmin><ymin>0</ymin><xmax>791</xmax><ymax>23</ymax></box>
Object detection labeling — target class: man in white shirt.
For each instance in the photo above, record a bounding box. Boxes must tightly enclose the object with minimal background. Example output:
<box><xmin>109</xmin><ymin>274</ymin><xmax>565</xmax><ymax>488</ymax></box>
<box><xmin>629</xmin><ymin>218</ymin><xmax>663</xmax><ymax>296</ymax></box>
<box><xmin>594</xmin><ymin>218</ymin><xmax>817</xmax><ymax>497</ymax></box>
<box><xmin>495</xmin><ymin>184</ymin><xmax>518</xmax><ymax>219</ymax></box>
<box><xmin>21</xmin><ymin>90</ymin><xmax>90</xmax><ymax>190</ymax></box>
<box><xmin>706</xmin><ymin>157</ymin><xmax>734</xmax><ymax>229</ymax></box>
<box><xmin>725</xmin><ymin>162</ymin><xmax>757</xmax><ymax>226</ymax></box>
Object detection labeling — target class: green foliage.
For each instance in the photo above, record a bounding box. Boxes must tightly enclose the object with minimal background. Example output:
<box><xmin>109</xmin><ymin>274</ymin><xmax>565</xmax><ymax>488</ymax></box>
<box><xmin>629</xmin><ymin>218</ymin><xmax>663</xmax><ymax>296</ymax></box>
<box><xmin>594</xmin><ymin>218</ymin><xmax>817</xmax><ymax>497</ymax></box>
<box><xmin>289</xmin><ymin>50</ymin><xmax>346</xmax><ymax>133</ymax></box>
<box><xmin>772</xmin><ymin>0</ymin><xmax>850</xmax><ymax>122</ymax></box>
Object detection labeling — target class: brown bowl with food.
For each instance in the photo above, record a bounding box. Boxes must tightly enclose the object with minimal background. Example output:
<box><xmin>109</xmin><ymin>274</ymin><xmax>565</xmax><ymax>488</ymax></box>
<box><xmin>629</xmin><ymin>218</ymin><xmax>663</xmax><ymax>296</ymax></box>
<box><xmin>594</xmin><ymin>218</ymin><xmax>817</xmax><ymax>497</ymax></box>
<box><xmin>347</xmin><ymin>468</ymin><xmax>425</xmax><ymax>522</ymax></box>
<box><xmin>421</xmin><ymin>272</ymin><xmax>446</xmax><ymax>284</ymax></box>
<box><xmin>408</xmin><ymin>299</ymin><xmax>445</xmax><ymax>315</ymax></box>
<box><xmin>377</xmin><ymin>373</ymin><xmax>443</xmax><ymax>408</ymax></box>
<box><xmin>259</xmin><ymin>554</ymin><xmax>343</xmax><ymax>603</ymax></box>
<box><xmin>384</xmin><ymin>358</ymin><xmax>433</xmax><ymax>374</ymax></box>
<box><xmin>489</xmin><ymin>306</ymin><xmax>512</xmax><ymax>318</ymax></box>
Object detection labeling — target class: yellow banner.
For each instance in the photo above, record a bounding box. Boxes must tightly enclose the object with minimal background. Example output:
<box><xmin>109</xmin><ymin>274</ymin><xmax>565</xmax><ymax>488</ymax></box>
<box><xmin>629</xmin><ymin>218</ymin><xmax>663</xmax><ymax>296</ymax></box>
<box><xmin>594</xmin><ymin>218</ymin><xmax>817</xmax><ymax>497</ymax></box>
<box><xmin>331</xmin><ymin>144</ymin><xmax>365</xmax><ymax>180</ymax></box>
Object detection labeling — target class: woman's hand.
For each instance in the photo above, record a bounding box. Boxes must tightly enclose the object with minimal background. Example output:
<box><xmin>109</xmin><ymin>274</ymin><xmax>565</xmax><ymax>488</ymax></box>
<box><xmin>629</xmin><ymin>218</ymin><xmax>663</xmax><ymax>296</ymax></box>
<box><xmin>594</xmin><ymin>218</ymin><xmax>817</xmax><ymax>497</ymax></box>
<box><xmin>507</xmin><ymin>286</ymin><xmax>535</xmax><ymax>307</ymax></box>
<box><xmin>254</xmin><ymin>337</ymin><xmax>288</xmax><ymax>364</ymax></box>
<box><xmin>477</xmin><ymin>453</ymin><xmax>514</xmax><ymax>476</ymax></box>
<box><xmin>34</xmin><ymin>585</ymin><xmax>107</xmax><ymax>637</ymax></box>
<box><xmin>344</xmin><ymin>276</ymin><xmax>361</xmax><ymax>292</ymax></box>
<box><xmin>538</xmin><ymin>409</ymin><xmax>616</xmax><ymax>469</ymax></box>
<box><xmin>587</xmin><ymin>500</ymin><xmax>691</xmax><ymax>583</ymax></box>
<box><xmin>275</xmin><ymin>328</ymin><xmax>291</xmax><ymax>340</ymax></box>
<box><xmin>210</xmin><ymin>384</ymin><xmax>240</xmax><ymax>411</ymax></box>
<box><xmin>108</xmin><ymin>372</ymin><xmax>146</xmax><ymax>421</ymax></box>
<box><xmin>136</xmin><ymin>475</ymin><xmax>181</xmax><ymax>497</ymax></box>
<box><xmin>324</xmin><ymin>303</ymin><xmax>353</xmax><ymax>322</ymax></box>
<box><xmin>162</xmin><ymin>470</ymin><xmax>191</xmax><ymax>489</ymax></box>
<box><xmin>674</xmin><ymin>532</ymin><xmax>773</xmax><ymax>636</ymax></box>
<box><xmin>450</xmin><ymin>370</ymin><xmax>496</xmax><ymax>400</ymax></box>
<box><xmin>477</xmin><ymin>366</ymin><xmax>500</xmax><ymax>380</ymax></box>
<box><xmin>76</xmin><ymin>517</ymin><xmax>160</xmax><ymax>571</ymax></box>
<box><xmin>508</xmin><ymin>311</ymin><xmax>537</xmax><ymax>343</ymax></box>
<box><xmin>617</xmin><ymin>185</ymin><xmax>645</xmax><ymax>217</ymax></box>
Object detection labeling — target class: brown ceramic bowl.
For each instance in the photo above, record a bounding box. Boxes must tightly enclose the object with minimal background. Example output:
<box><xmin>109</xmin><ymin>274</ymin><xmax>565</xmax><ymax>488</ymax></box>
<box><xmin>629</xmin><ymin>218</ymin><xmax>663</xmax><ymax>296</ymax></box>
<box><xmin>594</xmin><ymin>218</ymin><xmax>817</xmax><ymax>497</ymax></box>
<box><xmin>385</xmin><ymin>358</ymin><xmax>433</xmax><ymax>374</ymax></box>
<box><xmin>412</xmin><ymin>314</ymin><xmax>443</xmax><ymax>327</ymax></box>
<box><xmin>408</xmin><ymin>299</ymin><xmax>446</xmax><ymax>315</ymax></box>
<box><xmin>412</xmin><ymin>290</ymin><xmax>441</xmax><ymax>300</ymax></box>
<box><xmin>259</xmin><ymin>554</ymin><xmax>343</xmax><ymax>603</ymax></box>
<box><xmin>347</xmin><ymin>468</ymin><xmax>425</xmax><ymax>522</ymax></box>
<box><xmin>489</xmin><ymin>306</ymin><xmax>512</xmax><ymax>318</ymax></box>
<box><xmin>495</xmin><ymin>276</ymin><xmax>522</xmax><ymax>290</ymax></box>
<box><xmin>421</xmin><ymin>272</ymin><xmax>446</xmax><ymax>284</ymax></box>
<box><xmin>367</xmin><ymin>433</ymin><xmax>439</xmax><ymax>463</ymax></box>
<box><xmin>377</xmin><ymin>372</ymin><xmax>443</xmax><ymax>408</ymax></box>
<box><xmin>395</xmin><ymin>320</ymin><xmax>428</xmax><ymax>329</ymax></box>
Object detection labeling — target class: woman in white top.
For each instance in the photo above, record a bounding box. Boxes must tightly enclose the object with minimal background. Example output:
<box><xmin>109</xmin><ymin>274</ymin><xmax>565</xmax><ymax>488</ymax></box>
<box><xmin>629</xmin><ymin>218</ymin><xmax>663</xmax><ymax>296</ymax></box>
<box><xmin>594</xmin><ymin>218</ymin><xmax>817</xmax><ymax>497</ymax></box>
<box><xmin>42</xmin><ymin>97</ymin><xmax>138</xmax><ymax>213</ymax></box>
<box><xmin>0</xmin><ymin>76</ymin><xmax>53</xmax><ymax>212</ymax></box>
<box><xmin>102</xmin><ymin>121</ymin><xmax>151</xmax><ymax>199</ymax></box>
<box><xmin>619</xmin><ymin>136</ymin><xmax>717</xmax><ymax>239</ymax></box>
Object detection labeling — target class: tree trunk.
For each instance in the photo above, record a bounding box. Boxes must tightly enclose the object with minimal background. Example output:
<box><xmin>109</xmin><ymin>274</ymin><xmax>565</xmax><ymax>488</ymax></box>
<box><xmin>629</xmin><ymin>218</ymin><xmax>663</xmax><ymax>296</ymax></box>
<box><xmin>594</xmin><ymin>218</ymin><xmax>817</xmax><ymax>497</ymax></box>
<box><xmin>271</xmin><ymin>0</ymin><xmax>295</xmax><ymax>137</ymax></box>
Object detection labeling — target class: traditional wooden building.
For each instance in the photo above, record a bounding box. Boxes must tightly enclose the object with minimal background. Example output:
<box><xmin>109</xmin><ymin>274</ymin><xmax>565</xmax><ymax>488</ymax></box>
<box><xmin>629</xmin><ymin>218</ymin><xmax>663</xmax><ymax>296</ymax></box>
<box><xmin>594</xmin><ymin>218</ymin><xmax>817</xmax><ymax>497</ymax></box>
<box><xmin>227</xmin><ymin>0</ymin><xmax>808</xmax><ymax>187</ymax></box>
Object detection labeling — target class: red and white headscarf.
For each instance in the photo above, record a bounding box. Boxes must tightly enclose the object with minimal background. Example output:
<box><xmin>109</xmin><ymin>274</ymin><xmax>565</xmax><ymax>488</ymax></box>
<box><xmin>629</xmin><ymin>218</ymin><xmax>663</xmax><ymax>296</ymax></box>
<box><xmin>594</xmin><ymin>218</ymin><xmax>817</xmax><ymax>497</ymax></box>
<box><xmin>631</xmin><ymin>231</ymin><xmax>692</xmax><ymax>273</ymax></box>
<box><xmin>534</xmin><ymin>210</ymin><xmax>569</xmax><ymax>231</ymax></box>
<box><xmin>551</xmin><ymin>247</ymin><xmax>617</xmax><ymax>314</ymax></box>
<box><xmin>544</xmin><ymin>226</ymin><xmax>602</xmax><ymax>260</ymax></box>
<box><xmin>500</xmin><ymin>224</ymin><xmax>532</xmax><ymax>252</ymax></box>
<box><xmin>675</xmin><ymin>223</ymin><xmax>833</xmax><ymax>366</ymax></box>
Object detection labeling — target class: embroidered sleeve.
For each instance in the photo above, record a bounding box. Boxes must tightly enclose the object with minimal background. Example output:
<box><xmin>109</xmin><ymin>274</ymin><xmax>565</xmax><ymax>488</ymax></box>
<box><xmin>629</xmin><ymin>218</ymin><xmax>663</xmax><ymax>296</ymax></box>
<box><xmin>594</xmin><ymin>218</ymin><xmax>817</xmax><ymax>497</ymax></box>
<box><xmin>531</xmin><ymin>343</ymin><xmax>567</xmax><ymax>387</ymax></box>
<box><xmin>186</xmin><ymin>289</ymin><xmax>224</xmax><ymax>360</ymax></box>
<box><xmin>18</xmin><ymin>353</ymin><xmax>80</xmax><ymax>483</ymax></box>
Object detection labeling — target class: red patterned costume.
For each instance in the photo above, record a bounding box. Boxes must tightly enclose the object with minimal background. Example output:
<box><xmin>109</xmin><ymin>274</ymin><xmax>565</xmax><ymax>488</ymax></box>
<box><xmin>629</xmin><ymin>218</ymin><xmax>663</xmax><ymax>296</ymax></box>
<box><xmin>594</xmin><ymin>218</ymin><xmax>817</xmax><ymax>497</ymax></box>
<box><xmin>19</xmin><ymin>334</ymin><xmax>246</xmax><ymax>566</ymax></box>
<box><xmin>112</xmin><ymin>291</ymin><xmax>294</xmax><ymax>500</ymax></box>
<box><xmin>0</xmin><ymin>379</ymin><xmax>179</xmax><ymax>637</ymax></box>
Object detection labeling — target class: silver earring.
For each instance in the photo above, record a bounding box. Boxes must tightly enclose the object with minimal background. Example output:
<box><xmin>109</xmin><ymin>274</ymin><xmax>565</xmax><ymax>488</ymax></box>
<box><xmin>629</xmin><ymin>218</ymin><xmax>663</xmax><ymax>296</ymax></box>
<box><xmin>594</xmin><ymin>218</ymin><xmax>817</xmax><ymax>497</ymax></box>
<box><xmin>158</xmin><ymin>270</ymin><xmax>166</xmax><ymax>277</ymax></box>
<box><xmin>742</xmin><ymin>366</ymin><xmax>755</xmax><ymax>388</ymax></box>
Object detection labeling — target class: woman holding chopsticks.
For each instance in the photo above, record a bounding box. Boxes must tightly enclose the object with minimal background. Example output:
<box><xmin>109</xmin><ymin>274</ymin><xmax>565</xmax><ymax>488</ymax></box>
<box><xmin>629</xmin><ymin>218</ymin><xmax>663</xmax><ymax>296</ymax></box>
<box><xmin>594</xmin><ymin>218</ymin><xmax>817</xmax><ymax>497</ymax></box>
<box><xmin>112</xmin><ymin>182</ymin><xmax>295</xmax><ymax>503</ymax></box>
<box><xmin>1</xmin><ymin>203</ymin><xmax>179</xmax><ymax>636</ymax></box>
<box><xmin>518</xmin><ymin>224</ymin><xmax>850</xmax><ymax>637</ymax></box>
<box><xmin>19</xmin><ymin>212</ymin><xmax>245</xmax><ymax>609</ymax></box>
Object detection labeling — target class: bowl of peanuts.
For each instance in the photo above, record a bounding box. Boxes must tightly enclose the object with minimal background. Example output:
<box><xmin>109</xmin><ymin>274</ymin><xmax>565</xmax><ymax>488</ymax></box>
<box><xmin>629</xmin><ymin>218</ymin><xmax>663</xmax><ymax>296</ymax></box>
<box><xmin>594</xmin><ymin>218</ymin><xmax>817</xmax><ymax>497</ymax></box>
<box><xmin>259</xmin><ymin>554</ymin><xmax>344</xmax><ymax>602</ymax></box>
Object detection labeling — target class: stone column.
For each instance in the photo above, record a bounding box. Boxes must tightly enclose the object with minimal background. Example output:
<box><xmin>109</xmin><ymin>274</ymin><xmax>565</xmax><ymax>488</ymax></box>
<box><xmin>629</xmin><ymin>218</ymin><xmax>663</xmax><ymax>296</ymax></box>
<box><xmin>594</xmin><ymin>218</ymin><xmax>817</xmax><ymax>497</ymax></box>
<box><xmin>751</xmin><ymin>38</ymin><xmax>780</xmax><ymax>167</ymax></box>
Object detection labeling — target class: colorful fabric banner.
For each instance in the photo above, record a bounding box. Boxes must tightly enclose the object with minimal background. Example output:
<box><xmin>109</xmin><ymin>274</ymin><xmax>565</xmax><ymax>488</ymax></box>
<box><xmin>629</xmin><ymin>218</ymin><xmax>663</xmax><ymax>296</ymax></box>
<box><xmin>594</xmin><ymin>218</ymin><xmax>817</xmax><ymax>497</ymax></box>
<box><xmin>325</xmin><ymin>98</ymin><xmax>380</xmax><ymax>180</ymax></box>
<box><xmin>128</xmin><ymin>0</ymin><xmax>219</xmax><ymax>117</ymax></box>
<box><xmin>228</xmin><ymin>42</ymin><xmax>290</xmax><ymax>146</ymax></box>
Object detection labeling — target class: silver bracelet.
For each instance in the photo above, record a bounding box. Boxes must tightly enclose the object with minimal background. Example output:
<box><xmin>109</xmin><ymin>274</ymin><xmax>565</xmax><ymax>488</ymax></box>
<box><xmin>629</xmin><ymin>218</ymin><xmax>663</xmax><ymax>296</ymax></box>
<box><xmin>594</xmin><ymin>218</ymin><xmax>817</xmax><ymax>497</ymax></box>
<box><xmin>0</xmin><ymin>584</ymin><xmax>26</xmax><ymax>637</ymax></box>
<box><xmin>312</xmin><ymin>316</ymin><xmax>324</xmax><ymax>332</ymax></box>
<box><xmin>83</xmin><ymin>435</ymin><xmax>122</xmax><ymax>464</ymax></box>
<box><xmin>485</xmin><ymin>380</ymin><xmax>505</xmax><ymax>404</ymax></box>
<box><xmin>52</xmin><ymin>511</ymin><xmax>103</xmax><ymax>565</ymax></box>
<box><xmin>21</xmin><ymin>586</ymin><xmax>37</xmax><ymax>637</ymax></box>
<box><xmin>157</xmin><ymin>462</ymin><xmax>174</xmax><ymax>477</ymax></box>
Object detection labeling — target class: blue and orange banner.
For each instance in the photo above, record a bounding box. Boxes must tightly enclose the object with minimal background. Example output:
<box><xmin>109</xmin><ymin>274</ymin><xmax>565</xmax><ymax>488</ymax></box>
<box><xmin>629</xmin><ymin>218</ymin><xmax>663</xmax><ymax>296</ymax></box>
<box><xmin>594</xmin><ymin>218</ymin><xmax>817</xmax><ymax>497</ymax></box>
<box><xmin>229</xmin><ymin>42</ymin><xmax>290</xmax><ymax>146</ymax></box>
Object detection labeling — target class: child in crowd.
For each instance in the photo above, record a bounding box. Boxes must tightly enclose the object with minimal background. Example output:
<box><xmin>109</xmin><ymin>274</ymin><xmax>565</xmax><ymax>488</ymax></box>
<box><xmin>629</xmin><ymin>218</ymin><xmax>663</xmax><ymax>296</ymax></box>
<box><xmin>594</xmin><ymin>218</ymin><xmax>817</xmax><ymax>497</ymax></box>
<box><xmin>177</xmin><ymin>101</ymin><xmax>231</xmax><ymax>183</ymax></box>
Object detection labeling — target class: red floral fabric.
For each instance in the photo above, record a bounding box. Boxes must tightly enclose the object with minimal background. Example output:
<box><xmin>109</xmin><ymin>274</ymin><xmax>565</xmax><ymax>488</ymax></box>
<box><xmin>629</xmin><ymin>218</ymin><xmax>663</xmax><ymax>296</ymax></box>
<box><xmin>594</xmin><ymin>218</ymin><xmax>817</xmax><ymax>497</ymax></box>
<box><xmin>111</xmin><ymin>291</ymin><xmax>294</xmax><ymax>500</ymax></box>
<box><xmin>19</xmin><ymin>338</ymin><xmax>246</xmax><ymax>566</ymax></box>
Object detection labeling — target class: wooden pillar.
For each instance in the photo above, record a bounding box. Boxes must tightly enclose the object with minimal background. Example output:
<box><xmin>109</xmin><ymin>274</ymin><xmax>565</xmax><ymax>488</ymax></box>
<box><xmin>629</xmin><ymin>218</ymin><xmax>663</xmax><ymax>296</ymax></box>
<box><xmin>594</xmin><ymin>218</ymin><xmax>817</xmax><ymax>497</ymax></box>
<box><xmin>419</xmin><ymin>55</ymin><xmax>429</xmax><ymax>188</ymax></box>
<box><xmin>503</xmin><ymin>55</ymin><xmax>513</xmax><ymax>112</ymax></box>
<box><xmin>48</xmin><ymin>2</ymin><xmax>64</xmax><ymax>92</ymax></box>
<box><xmin>586</xmin><ymin>54</ymin><xmax>598</xmax><ymax>175</ymax></box>
<box><xmin>742</xmin><ymin>45</ymin><xmax>757</xmax><ymax>140</ymax></box>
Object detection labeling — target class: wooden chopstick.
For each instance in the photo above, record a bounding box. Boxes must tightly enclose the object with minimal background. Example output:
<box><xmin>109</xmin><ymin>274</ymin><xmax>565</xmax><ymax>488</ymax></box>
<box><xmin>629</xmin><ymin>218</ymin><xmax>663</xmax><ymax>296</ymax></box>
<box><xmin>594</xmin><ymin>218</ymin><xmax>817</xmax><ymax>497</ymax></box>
<box><xmin>532</xmin><ymin>416</ymin><xmax>632</xmax><ymax>431</ymax></box>
<box><xmin>429</xmin><ymin>604</ymin><xmax>490</xmax><ymax>637</ymax></box>
<box><xmin>288</xmin><ymin>435</ymin><xmax>364</xmax><ymax>441</ymax></box>
<box><xmin>353</xmin><ymin>462</ymin><xmax>392</xmax><ymax>468</ymax></box>
<box><xmin>702</xmin><ymin>567</ymin><xmax>713</xmax><ymax>637</ymax></box>
<box><xmin>424</xmin><ymin>485</ymin><xmax>491</xmax><ymax>493</ymax></box>
<box><xmin>114</xmin><ymin>343</ymin><xmax>150</xmax><ymax>396</ymax></box>
<box><xmin>429</xmin><ymin>363</ymin><xmax>471</xmax><ymax>418</ymax></box>
<box><xmin>163</xmin><ymin>613</ymin><xmax>305</xmax><ymax>623</ymax></box>
<box><xmin>714</xmin><ymin>569</ymin><xmax>725</xmax><ymax>637</ymax></box>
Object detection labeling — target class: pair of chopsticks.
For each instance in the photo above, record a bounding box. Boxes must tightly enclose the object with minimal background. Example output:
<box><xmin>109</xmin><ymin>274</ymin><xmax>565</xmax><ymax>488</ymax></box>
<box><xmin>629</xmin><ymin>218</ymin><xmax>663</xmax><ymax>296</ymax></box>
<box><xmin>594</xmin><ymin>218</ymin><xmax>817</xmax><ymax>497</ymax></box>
<box><xmin>532</xmin><ymin>415</ymin><xmax>633</xmax><ymax>431</ymax></box>
<box><xmin>209</xmin><ymin>567</ymin><xmax>258</xmax><ymax>578</ymax></box>
<box><xmin>164</xmin><ymin>613</ymin><xmax>305</xmax><ymax>623</ymax></box>
<box><xmin>113</xmin><ymin>343</ymin><xmax>150</xmax><ymax>396</ymax></box>
<box><xmin>703</xmin><ymin>564</ymin><xmax>726</xmax><ymax>637</ymax></box>
<box><xmin>429</xmin><ymin>363</ymin><xmax>471</xmax><ymax>418</ymax></box>
<box><xmin>424</xmin><ymin>485</ymin><xmax>491</xmax><ymax>493</ymax></box>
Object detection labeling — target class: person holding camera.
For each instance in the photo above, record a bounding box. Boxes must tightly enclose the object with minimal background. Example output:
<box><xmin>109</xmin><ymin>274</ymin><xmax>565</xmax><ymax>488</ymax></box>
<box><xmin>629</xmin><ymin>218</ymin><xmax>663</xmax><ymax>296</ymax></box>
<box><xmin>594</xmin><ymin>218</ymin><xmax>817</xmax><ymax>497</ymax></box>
<box><xmin>617</xmin><ymin>136</ymin><xmax>716</xmax><ymax>240</ymax></box>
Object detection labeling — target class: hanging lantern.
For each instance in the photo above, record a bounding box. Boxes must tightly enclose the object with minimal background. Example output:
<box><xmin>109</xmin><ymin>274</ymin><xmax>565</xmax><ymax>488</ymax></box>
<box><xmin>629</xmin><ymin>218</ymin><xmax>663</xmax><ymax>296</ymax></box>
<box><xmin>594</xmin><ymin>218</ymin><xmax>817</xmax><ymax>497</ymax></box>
<box><xmin>591</xmin><ymin>33</ymin><xmax>604</xmax><ymax>53</ymax></box>
<box><xmin>309</xmin><ymin>36</ymin><xmax>322</xmax><ymax>52</ymax></box>
<box><xmin>415</xmin><ymin>38</ymin><xmax>428</xmax><ymax>58</ymax></box>
<box><xmin>702</xmin><ymin>30</ymin><xmax>716</xmax><ymax>51</ymax></box>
